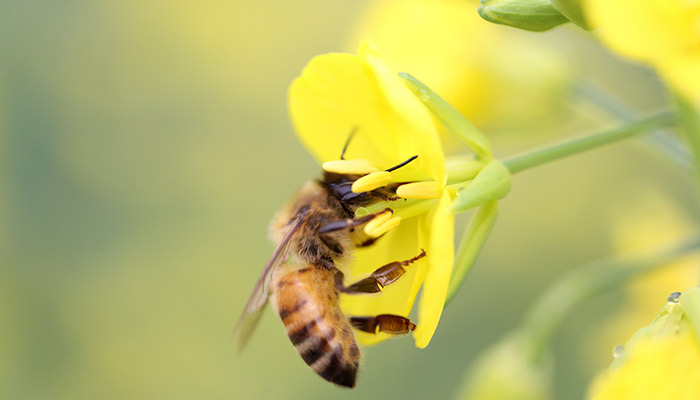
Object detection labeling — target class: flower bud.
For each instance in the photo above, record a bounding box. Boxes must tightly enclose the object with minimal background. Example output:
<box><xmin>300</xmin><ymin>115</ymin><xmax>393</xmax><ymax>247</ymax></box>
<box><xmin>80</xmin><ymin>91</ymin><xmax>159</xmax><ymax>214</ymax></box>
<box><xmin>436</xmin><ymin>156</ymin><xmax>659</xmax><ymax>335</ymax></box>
<box><xmin>452</xmin><ymin>160</ymin><xmax>511</xmax><ymax>212</ymax></box>
<box><xmin>550</xmin><ymin>0</ymin><xmax>590</xmax><ymax>29</ymax></box>
<box><xmin>478</xmin><ymin>0</ymin><xmax>569</xmax><ymax>32</ymax></box>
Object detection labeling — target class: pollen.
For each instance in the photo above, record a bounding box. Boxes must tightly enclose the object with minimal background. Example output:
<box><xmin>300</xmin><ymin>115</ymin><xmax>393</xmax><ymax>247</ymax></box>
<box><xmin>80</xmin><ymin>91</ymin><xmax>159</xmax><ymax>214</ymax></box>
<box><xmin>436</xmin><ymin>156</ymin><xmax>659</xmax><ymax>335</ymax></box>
<box><xmin>396</xmin><ymin>181</ymin><xmax>442</xmax><ymax>199</ymax></box>
<box><xmin>365</xmin><ymin>214</ymin><xmax>402</xmax><ymax>238</ymax></box>
<box><xmin>322</xmin><ymin>159</ymin><xmax>379</xmax><ymax>175</ymax></box>
<box><xmin>351</xmin><ymin>171</ymin><xmax>392</xmax><ymax>193</ymax></box>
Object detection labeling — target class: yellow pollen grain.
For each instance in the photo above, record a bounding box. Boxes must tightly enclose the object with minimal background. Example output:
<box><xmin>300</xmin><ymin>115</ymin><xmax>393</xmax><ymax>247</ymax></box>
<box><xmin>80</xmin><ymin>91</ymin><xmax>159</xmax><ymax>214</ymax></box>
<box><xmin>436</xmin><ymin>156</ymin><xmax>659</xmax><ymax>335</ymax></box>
<box><xmin>396</xmin><ymin>181</ymin><xmax>442</xmax><ymax>199</ymax></box>
<box><xmin>322</xmin><ymin>159</ymin><xmax>378</xmax><ymax>175</ymax></box>
<box><xmin>351</xmin><ymin>171</ymin><xmax>392</xmax><ymax>193</ymax></box>
<box><xmin>365</xmin><ymin>215</ymin><xmax>401</xmax><ymax>238</ymax></box>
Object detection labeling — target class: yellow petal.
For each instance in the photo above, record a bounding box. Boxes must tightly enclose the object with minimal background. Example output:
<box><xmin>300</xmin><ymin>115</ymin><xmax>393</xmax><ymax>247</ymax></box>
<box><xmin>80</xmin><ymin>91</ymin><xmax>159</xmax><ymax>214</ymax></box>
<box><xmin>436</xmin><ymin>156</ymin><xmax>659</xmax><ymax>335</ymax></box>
<box><xmin>358</xmin><ymin>41</ymin><xmax>446</xmax><ymax>185</ymax></box>
<box><xmin>288</xmin><ymin>43</ymin><xmax>445</xmax><ymax>184</ymax></box>
<box><xmin>589</xmin><ymin>332</ymin><xmax>700</xmax><ymax>399</ymax></box>
<box><xmin>414</xmin><ymin>190</ymin><xmax>455</xmax><ymax>348</ymax></box>
<box><xmin>322</xmin><ymin>159</ymin><xmax>378</xmax><ymax>175</ymax></box>
<box><xmin>289</xmin><ymin>53</ymin><xmax>388</xmax><ymax>165</ymax></box>
<box><xmin>659</xmin><ymin>55</ymin><xmax>700</xmax><ymax>106</ymax></box>
<box><xmin>584</xmin><ymin>0</ymin><xmax>690</xmax><ymax>62</ymax></box>
<box><xmin>584</xmin><ymin>0</ymin><xmax>700</xmax><ymax>103</ymax></box>
<box><xmin>339</xmin><ymin>217</ymin><xmax>424</xmax><ymax>345</ymax></box>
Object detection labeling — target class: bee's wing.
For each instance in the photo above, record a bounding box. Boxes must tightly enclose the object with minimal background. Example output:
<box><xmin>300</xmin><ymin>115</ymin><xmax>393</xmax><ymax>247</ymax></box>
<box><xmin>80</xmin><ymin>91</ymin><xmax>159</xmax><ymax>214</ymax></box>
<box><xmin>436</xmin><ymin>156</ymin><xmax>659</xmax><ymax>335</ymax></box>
<box><xmin>233</xmin><ymin>212</ymin><xmax>306</xmax><ymax>353</ymax></box>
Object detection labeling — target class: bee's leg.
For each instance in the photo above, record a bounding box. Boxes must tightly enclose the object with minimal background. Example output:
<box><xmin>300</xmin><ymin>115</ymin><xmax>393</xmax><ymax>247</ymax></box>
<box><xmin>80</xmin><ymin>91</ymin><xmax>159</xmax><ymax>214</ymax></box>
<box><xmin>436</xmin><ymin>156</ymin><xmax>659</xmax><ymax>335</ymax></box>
<box><xmin>318</xmin><ymin>208</ymin><xmax>393</xmax><ymax>235</ymax></box>
<box><xmin>334</xmin><ymin>250</ymin><xmax>426</xmax><ymax>294</ymax></box>
<box><xmin>349</xmin><ymin>314</ymin><xmax>416</xmax><ymax>335</ymax></box>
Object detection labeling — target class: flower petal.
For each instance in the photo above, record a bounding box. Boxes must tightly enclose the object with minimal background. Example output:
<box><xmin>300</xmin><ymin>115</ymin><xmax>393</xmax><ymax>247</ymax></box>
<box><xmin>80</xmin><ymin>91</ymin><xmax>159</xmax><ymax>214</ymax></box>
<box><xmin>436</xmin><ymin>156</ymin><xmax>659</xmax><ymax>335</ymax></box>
<box><xmin>414</xmin><ymin>190</ymin><xmax>455</xmax><ymax>348</ymax></box>
<box><xmin>359</xmin><ymin>42</ymin><xmax>446</xmax><ymax>184</ymax></box>
<box><xmin>289</xmin><ymin>53</ymin><xmax>387</xmax><ymax>165</ymax></box>
<box><xmin>289</xmin><ymin>42</ymin><xmax>445</xmax><ymax>183</ymax></box>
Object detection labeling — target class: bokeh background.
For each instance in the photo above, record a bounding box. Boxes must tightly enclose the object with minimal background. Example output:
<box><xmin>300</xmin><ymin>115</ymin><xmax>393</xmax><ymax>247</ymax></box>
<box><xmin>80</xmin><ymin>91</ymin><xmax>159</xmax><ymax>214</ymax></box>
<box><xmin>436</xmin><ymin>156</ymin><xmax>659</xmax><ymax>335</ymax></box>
<box><xmin>2</xmin><ymin>0</ymin><xmax>698</xmax><ymax>399</ymax></box>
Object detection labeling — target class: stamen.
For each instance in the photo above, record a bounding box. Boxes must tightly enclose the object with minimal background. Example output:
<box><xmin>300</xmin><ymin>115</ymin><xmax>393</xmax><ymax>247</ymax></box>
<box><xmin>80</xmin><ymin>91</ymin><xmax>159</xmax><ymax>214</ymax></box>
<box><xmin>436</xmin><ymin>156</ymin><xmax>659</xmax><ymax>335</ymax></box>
<box><xmin>363</xmin><ymin>210</ymin><xmax>392</xmax><ymax>234</ymax></box>
<box><xmin>351</xmin><ymin>171</ymin><xmax>392</xmax><ymax>193</ymax></box>
<box><xmin>322</xmin><ymin>159</ymin><xmax>378</xmax><ymax>175</ymax></box>
<box><xmin>364</xmin><ymin>215</ymin><xmax>402</xmax><ymax>238</ymax></box>
<box><xmin>396</xmin><ymin>181</ymin><xmax>442</xmax><ymax>199</ymax></box>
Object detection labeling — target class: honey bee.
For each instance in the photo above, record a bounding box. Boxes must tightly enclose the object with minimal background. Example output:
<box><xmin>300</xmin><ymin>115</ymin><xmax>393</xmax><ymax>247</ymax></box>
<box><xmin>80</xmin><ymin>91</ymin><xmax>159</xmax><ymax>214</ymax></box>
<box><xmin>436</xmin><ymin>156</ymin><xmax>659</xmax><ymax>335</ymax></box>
<box><xmin>234</xmin><ymin>140</ymin><xmax>426</xmax><ymax>388</ymax></box>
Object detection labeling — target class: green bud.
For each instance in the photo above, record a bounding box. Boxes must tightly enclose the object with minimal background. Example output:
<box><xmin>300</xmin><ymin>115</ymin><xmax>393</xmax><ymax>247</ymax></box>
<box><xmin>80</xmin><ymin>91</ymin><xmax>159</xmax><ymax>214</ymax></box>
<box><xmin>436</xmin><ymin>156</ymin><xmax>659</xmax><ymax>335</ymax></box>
<box><xmin>551</xmin><ymin>0</ymin><xmax>591</xmax><ymax>29</ymax></box>
<box><xmin>610</xmin><ymin>294</ymin><xmax>687</xmax><ymax>369</ymax></box>
<box><xmin>452</xmin><ymin>160</ymin><xmax>511</xmax><ymax>213</ymax></box>
<box><xmin>478</xmin><ymin>0</ymin><xmax>569</xmax><ymax>32</ymax></box>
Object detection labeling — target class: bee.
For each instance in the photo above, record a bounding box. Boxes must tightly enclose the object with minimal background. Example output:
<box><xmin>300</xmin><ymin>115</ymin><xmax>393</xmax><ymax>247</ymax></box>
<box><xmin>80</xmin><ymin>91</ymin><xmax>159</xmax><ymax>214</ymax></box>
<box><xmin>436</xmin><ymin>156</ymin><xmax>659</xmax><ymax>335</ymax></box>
<box><xmin>234</xmin><ymin>139</ymin><xmax>427</xmax><ymax>388</ymax></box>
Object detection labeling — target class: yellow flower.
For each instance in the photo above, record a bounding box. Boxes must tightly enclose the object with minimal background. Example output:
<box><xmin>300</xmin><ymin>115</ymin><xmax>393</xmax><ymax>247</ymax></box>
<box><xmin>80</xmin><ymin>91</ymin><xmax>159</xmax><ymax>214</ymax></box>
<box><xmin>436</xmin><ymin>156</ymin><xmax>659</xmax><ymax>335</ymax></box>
<box><xmin>587</xmin><ymin>288</ymin><xmax>700</xmax><ymax>400</ymax></box>
<box><xmin>585</xmin><ymin>191</ymin><xmax>700</xmax><ymax>369</ymax></box>
<box><xmin>583</xmin><ymin>0</ymin><xmax>700</xmax><ymax>105</ymax></box>
<box><xmin>288</xmin><ymin>42</ymin><xmax>454</xmax><ymax>348</ymax></box>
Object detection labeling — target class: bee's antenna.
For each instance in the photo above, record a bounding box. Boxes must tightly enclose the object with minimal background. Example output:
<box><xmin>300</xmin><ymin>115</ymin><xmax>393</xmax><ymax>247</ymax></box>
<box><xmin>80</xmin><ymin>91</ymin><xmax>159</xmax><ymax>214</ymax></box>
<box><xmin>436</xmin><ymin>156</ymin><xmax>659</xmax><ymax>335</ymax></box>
<box><xmin>340</xmin><ymin>127</ymin><xmax>357</xmax><ymax>160</ymax></box>
<box><xmin>386</xmin><ymin>155</ymin><xmax>418</xmax><ymax>172</ymax></box>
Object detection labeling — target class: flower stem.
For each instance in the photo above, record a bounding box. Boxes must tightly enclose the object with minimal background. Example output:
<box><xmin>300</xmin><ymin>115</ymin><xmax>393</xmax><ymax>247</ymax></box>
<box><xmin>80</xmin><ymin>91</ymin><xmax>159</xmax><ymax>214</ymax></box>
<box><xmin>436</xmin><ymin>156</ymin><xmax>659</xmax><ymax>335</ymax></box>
<box><xmin>574</xmin><ymin>80</ymin><xmax>693</xmax><ymax>171</ymax></box>
<box><xmin>503</xmin><ymin>111</ymin><xmax>677</xmax><ymax>174</ymax></box>
<box><xmin>673</xmin><ymin>93</ymin><xmax>700</xmax><ymax>174</ymax></box>
<box><xmin>522</xmin><ymin>233</ymin><xmax>700</xmax><ymax>362</ymax></box>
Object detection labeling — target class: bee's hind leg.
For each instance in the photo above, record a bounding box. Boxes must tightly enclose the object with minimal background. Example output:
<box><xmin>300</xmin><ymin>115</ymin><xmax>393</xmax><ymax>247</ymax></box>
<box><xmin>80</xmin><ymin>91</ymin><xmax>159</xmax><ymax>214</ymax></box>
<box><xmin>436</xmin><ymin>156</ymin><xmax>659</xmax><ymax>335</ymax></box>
<box><xmin>334</xmin><ymin>249</ymin><xmax>426</xmax><ymax>294</ymax></box>
<box><xmin>349</xmin><ymin>314</ymin><xmax>416</xmax><ymax>335</ymax></box>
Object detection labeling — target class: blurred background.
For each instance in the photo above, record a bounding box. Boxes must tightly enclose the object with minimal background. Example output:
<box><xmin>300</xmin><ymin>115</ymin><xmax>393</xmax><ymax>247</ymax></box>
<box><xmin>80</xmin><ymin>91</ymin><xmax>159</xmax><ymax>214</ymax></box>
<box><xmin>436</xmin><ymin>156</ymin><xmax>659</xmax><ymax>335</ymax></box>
<box><xmin>1</xmin><ymin>0</ymin><xmax>698</xmax><ymax>399</ymax></box>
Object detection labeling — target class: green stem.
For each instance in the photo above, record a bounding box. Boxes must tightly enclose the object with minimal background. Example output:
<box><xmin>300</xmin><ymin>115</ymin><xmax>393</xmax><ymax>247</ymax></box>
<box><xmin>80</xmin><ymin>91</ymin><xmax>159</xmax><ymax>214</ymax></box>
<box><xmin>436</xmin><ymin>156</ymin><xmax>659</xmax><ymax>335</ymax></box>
<box><xmin>503</xmin><ymin>111</ymin><xmax>677</xmax><ymax>174</ymax></box>
<box><xmin>522</xmin><ymin>234</ymin><xmax>700</xmax><ymax>361</ymax></box>
<box><xmin>574</xmin><ymin>80</ymin><xmax>693</xmax><ymax>171</ymax></box>
<box><xmin>674</xmin><ymin>93</ymin><xmax>700</xmax><ymax>174</ymax></box>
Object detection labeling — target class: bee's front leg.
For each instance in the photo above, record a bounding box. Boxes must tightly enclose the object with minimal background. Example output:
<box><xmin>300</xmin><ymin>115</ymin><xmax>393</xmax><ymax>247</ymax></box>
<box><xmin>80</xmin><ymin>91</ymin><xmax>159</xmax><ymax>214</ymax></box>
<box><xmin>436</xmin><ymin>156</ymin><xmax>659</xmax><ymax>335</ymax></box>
<box><xmin>317</xmin><ymin>208</ymin><xmax>392</xmax><ymax>234</ymax></box>
<box><xmin>334</xmin><ymin>249</ymin><xmax>426</xmax><ymax>294</ymax></box>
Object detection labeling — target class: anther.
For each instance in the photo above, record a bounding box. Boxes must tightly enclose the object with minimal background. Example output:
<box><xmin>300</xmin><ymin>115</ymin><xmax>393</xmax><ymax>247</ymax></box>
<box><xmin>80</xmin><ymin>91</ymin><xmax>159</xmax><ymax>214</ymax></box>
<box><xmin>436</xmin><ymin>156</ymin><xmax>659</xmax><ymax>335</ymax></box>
<box><xmin>322</xmin><ymin>159</ymin><xmax>378</xmax><ymax>175</ymax></box>
<box><xmin>351</xmin><ymin>171</ymin><xmax>392</xmax><ymax>193</ymax></box>
<box><xmin>364</xmin><ymin>215</ymin><xmax>401</xmax><ymax>238</ymax></box>
<box><xmin>363</xmin><ymin>210</ymin><xmax>392</xmax><ymax>233</ymax></box>
<box><xmin>396</xmin><ymin>181</ymin><xmax>442</xmax><ymax>199</ymax></box>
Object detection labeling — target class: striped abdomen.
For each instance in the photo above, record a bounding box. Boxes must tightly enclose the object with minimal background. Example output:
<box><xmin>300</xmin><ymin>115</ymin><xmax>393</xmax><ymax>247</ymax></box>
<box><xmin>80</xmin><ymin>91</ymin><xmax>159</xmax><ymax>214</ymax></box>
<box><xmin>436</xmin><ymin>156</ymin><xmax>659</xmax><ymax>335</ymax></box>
<box><xmin>272</xmin><ymin>263</ymin><xmax>360</xmax><ymax>388</ymax></box>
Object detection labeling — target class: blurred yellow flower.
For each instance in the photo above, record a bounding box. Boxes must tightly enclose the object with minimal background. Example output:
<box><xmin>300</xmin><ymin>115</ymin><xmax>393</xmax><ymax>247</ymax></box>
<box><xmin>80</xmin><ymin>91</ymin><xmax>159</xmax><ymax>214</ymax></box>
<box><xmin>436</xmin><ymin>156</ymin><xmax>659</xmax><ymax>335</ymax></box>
<box><xmin>347</xmin><ymin>0</ymin><xmax>571</xmax><ymax>135</ymax></box>
<box><xmin>587</xmin><ymin>289</ymin><xmax>700</xmax><ymax>400</ymax></box>
<box><xmin>586</xmin><ymin>191</ymin><xmax>700</xmax><ymax>370</ymax></box>
<box><xmin>288</xmin><ymin>42</ymin><xmax>454</xmax><ymax>348</ymax></box>
<box><xmin>584</xmin><ymin>0</ymin><xmax>700</xmax><ymax>105</ymax></box>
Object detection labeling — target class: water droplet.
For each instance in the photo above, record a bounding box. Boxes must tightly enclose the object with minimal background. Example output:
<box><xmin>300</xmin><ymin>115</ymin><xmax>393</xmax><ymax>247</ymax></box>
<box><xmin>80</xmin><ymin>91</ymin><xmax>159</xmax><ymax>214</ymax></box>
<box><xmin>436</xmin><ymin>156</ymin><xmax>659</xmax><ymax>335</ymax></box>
<box><xmin>612</xmin><ymin>344</ymin><xmax>625</xmax><ymax>359</ymax></box>
<box><xmin>667</xmin><ymin>292</ymin><xmax>682</xmax><ymax>303</ymax></box>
